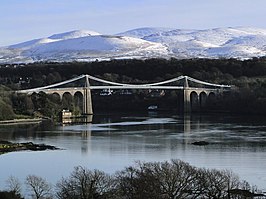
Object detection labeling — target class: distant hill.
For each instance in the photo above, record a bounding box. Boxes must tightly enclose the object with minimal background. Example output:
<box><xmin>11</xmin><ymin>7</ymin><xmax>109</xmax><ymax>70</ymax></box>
<box><xmin>1</xmin><ymin>27</ymin><xmax>266</xmax><ymax>64</ymax></box>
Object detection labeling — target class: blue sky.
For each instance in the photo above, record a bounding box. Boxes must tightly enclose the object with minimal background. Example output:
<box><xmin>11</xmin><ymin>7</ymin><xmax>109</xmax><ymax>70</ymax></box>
<box><xmin>1</xmin><ymin>0</ymin><xmax>266</xmax><ymax>46</ymax></box>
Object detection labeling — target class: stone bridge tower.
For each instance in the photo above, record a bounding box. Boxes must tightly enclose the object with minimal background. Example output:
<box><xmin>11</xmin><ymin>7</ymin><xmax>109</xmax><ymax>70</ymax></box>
<box><xmin>83</xmin><ymin>75</ymin><xmax>93</xmax><ymax>115</ymax></box>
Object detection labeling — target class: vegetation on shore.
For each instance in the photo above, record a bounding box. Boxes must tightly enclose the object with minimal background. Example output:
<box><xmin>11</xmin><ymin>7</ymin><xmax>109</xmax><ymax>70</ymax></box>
<box><xmin>0</xmin><ymin>159</ymin><xmax>264</xmax><ymax>199</ymax></box>
<box><xmin>0</xmin><ymin>57</ymin><xmax>266</xmax><ymax>119</ymax></box>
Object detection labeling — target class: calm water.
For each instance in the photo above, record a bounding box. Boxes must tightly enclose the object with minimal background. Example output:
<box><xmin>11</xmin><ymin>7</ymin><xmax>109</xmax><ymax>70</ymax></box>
<box><xmin>0</xmin><ymin>113</ymin><xmax>266</xmax><ymax>192</ymax></box>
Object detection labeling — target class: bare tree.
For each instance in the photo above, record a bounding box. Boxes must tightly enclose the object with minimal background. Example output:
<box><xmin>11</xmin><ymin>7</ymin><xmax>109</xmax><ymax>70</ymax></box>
<box><xmin>6</xmin><ymin>176</ymin><xmax>22</xmax><ymax>196</ymax></box>
<box><xmin>196</xmin><ymin>168</ymin><xmax>255</xmax><ymax>199</ymax></box>
<box><xmin>153</xmin><ymin>159</ymin><xmax>201</xmax><ymax>199</ymax></box>
<box><xmin>115</xmin><ymin>163</ymin><xmax>161</xmax><ymax>199</ymax></box>
<box><xmin>115</xmin><ymin>160</ymin><xmax>200</xmax><ymax>199</ymax></box>
<box><xmin>56</xmin><ymin>166</ymin><xmax>114</xmax><ymax>199</ymax></box>
<box><xmin>114</xmin><ymin>159</ymin><xmax>262</xmax><ymax>199</ymax></box>
<box><xmin>25</xmin><ymin>175</ymin><xmax>52</xmax><ymax>199</ymax></box>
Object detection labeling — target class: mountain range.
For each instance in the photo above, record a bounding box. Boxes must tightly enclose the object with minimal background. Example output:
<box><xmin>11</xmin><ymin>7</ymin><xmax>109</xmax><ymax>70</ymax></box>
<box><xmin>1</xmin><ymin>27</ymin><xmax>266</xmax><ymax>64</ymax></box>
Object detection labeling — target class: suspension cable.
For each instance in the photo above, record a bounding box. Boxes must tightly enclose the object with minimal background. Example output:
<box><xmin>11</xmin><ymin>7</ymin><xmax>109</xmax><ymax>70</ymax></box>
<box><xmin>186</xmin><ymin>76</ymin><xmax>231</xmax><ymax>88</ymax></box>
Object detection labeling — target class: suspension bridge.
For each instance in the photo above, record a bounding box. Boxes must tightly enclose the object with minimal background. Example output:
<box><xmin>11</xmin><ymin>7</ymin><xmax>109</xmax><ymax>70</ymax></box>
<box><xmin>17</xmin><ymin>74</ymin><xmax>231</xmax><ymax>114</ymax></box>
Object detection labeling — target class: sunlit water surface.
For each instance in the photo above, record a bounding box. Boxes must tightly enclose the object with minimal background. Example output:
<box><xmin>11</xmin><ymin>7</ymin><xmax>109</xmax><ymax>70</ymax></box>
<box><xmin>0</xmin><ymin>113</ymin><xmax>266</xmax><ymax>192</ymax></box>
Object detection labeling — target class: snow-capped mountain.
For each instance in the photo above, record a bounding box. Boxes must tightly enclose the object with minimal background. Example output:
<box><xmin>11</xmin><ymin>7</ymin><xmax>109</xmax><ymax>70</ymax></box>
<box><xmin>116</xmin><ymin>27</ymin><xmax>175</xmax><ymax>39</ymax></box>
<box><xmin>1</xmin><ymin>27</ymin><xmax>266</xmax><ymax>63</ymax></box>
<box><xmin>0</xmin><ymin>30</ymin><xmax>169</xmax><ymax>63</ymax></box>
<box><xmin>135</xmin><ymin>27</ymin><xmax>266</xmax><ymax>58</ymax></box>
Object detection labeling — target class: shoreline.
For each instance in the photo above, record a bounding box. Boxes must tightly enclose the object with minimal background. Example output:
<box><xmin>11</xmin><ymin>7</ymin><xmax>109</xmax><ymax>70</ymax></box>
<box><xmin>0</xmin><ymin>118</ymin><xmax>44</xmax><ymax>125</ymax></box>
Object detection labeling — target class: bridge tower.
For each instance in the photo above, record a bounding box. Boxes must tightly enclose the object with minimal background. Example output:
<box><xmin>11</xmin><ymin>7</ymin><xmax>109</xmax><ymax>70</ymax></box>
<box><xmin>183</xmin><ymin>76</ymin><xmax>191</xmax><ymax>113</ymax></box>
<box><xmin>83</xmin><ymin>75</ymin><xmax>93</xmax><ymax>115</ymax></box>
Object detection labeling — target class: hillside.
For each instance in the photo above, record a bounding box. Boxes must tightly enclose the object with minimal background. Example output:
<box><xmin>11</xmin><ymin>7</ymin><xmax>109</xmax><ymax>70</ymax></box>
<box><xmin>1</xmin><ymin>27</ymin><xmax>266</xmax><ymax>63</ymax></box>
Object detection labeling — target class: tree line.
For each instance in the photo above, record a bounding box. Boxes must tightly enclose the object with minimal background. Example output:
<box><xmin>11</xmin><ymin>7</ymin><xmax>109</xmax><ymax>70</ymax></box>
<box><xmin>1</xmin><ymin>58</ymin><xmax>266</xmax><ymax>84</ymax></box>
<box><xmin>1</xmin><ymin>159</ymin><xmax>264</xmax><ymax>199</ymax></box>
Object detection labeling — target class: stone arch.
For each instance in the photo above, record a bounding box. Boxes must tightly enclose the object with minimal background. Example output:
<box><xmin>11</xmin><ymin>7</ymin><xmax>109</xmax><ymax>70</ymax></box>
<box><xmin>190</xmin><ymin>91</ymin><xmax>199</xmax><ymax>110</ymax></box>
<box><xmin>207</xmin><ymin>92</ymin><xmax>216</xmax><ymax>107</ymax></box>
<box><xmin>199</xmin><ymin>92</ymin><xmax>207</xmax><ymax>108</ymax></box>
<box><xmin>74</xmin><ymin>91</ymin><xmax>83</xmax><ymax>114</ymax></box>
<box><xmin>62</xmin><ymin>92</ymin><xmax>73</xmax><ymax>110</ymax></box>
<box><xmin>29</xmin><ymin>91</ymin><xmax>47</xmax><ymax>110</ymax></box>
<box><xmin>50</xmin><ymin>92</ymin><xmax>61</xmax><ymax>103</ymax></box>
<box><xmin>38</xmin><ymin>91</ymin><xmax>47</xmax><ymax>96</ymax></box>
<box><xmin>30</xmin><ymin>92</ymin><xmax>38</xmax><ymax>99</ymax></box>
<box><xmin>30</xmin><ymin>92</ymin><xmax>38</xmax><ymax>106</ymax></box>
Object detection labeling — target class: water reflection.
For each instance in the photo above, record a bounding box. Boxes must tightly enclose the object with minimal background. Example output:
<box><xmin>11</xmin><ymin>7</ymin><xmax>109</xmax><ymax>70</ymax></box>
<box><xmin>1</xmin><ymin>114</ymin><xmax>266</xmax><ymax>148</ymax></box>
<box><xmin>62</xmin><ymin>115</ymin><xmax>93</xmax><ymax>124</ymax></box>
<box><xmin>56</xmin><ymin>113</ymin><xmax>266</xmax><ymax>155</ymax></box>
<box><xmin>81</xmin><ymin>128</ymin><xmax>91</xmax><ymax>154</ymax></box>
<box><xmin>183</xmin><ymin>114</ymin><xmax>191</xmax><ymax>133</ymax></box>
<box><xmin>0</xmin><ymin>113</ymin><xmax>266</xmax><ymax>191</ymax></box>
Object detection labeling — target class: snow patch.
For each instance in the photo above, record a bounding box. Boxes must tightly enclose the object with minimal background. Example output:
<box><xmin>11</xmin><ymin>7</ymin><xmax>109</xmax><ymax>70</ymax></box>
<box><xmin>48</xmin><ymin>30</ymin><xmax>101</xmax><ymax>40</ymax></box>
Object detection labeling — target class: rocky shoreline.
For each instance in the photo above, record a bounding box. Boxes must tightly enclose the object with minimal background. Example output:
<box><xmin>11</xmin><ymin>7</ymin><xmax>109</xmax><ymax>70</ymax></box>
<box><xmin>0</xmin><ymin>140</ymin><xmax>59</xmax><ymax>154</ymax></box>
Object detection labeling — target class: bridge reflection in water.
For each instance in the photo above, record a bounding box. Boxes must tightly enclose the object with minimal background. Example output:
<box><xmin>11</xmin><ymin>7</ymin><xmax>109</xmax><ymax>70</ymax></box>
<box><xmin>61</xmin><ymin>115</ymin><xmax>93</xmax><ymax>125</ymax></box>
<box><xmin>59</xmin><ymin>113</ymin><xmax>213</xmax><ymax>155</ymax></box>
<box><xmin>17</xmin><ymin>74</ymin><xmax>231</xmax><ymax>114</ymax></box>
